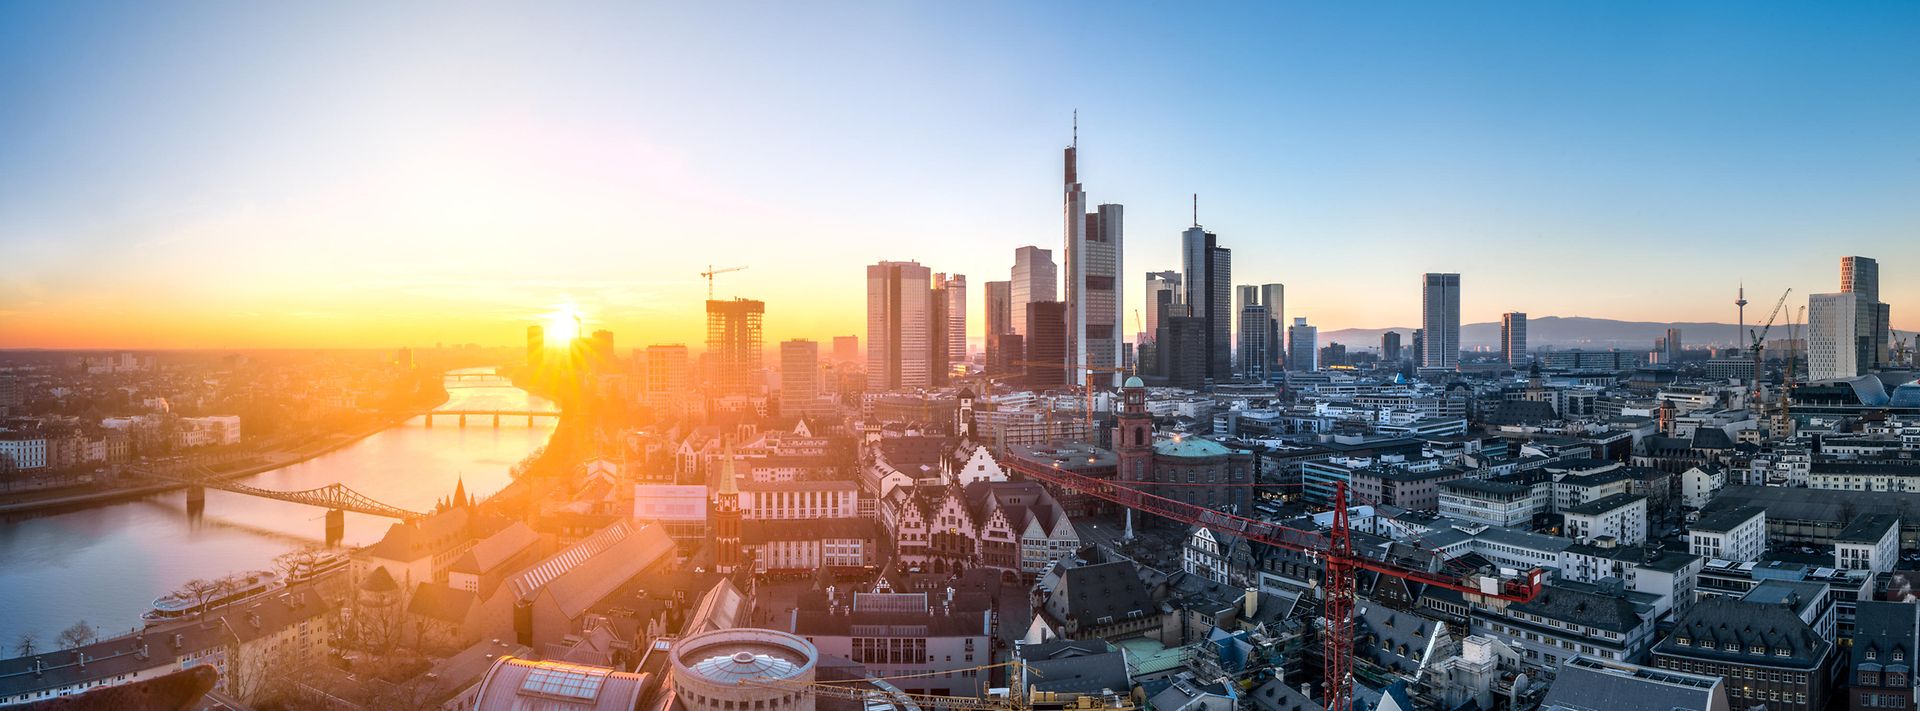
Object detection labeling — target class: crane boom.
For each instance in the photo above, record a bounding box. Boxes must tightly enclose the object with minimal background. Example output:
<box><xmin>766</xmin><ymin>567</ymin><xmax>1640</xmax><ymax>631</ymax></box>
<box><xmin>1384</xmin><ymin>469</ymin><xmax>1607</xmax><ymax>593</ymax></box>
<box><xmin>1747</xmin><ymin>288</ymin><xmax>1790</xmax><ymax>414</ymax></box>
<box><xmin>700</xmin><ymin>264</ymin><xmax>748</xmax><ymax>301</ymax></box>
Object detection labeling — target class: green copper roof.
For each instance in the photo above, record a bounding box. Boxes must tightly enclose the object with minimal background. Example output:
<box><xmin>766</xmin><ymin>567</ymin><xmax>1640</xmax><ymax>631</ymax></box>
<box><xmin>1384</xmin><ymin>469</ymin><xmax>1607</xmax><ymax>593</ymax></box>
<box><xmin>1153</xmin><ymin>437</ymin><xmax>1238</xmax><ymax>458</ymax></box>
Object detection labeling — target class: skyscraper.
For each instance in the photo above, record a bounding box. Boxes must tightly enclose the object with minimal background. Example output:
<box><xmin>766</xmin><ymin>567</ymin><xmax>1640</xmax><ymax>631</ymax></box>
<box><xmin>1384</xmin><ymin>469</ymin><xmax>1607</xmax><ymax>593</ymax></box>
<box><xmin>1236</xmin><ymin>284</ymin><xmax>1259</xmax><ymax>374</ymax></box>
<box><xmin>832</xmin><ymin>335</ymin><xmax>860</xmax><ymax>363</ymax></box>
<box><xmin>1381</xmin><ymin>331</ymin><xmax>1402</xmax><ymax>363</ymax></box>
<box><xmin>1181</xmin><ymin>226</ymin><xmax>1232</xmax><ymax>382</ymax></box>
<box><xmin>1238</xmin><ymin>303</ymin><xmax>1271</xmax><ymax>381</ymax></box>
<box><xmin>1288</xmin><ymin>318</ymin><xmax>1318</xmax><ymax>372</ymax></box>
<box><xmin>1011</xmin><ymin>246</ymin><xmax>1057</xmax><ymax>340</ymax></box>
<box><xmin>1842</xmin><ymin>256</ymin><xmax>1891</xmax><ymax>367</ymax></box>
<box><xmin>1260</xmin><ymin>283</ymin><xmax>1285</xmax><ymax>373</ymax></box>
<box><xmin>706</xmin><ymin>298</ymin><xmax>765</xmax><ymax>394</ymax></box>
<box><xmin>1502</xmin><ymin>313</ymin><xmax>1528</xmax><ymax>365</ymax></box>
<box><xmin>941</xmin><ymin>273</ymin><xmax>967</xmax><ymax>366</ymax></box>
<box><xmin>1157</xmin><ymin>315</ymin><xmax>1207</xmax><ymax>390</ymax></box>
<box><xmin>1411</xmin><ymin>329</ymin><xmax>1425</xmax><ymax>368</ymax></box>
<box><xmin>1062</xmin><ymin>138</ymin><xmax>1123</xmax><ymax>389</ymax></box>
<box><xmin>779</xmin><ymin>339</ymin><xmax>820</xmax><ymax>415</ymax></box>
<box><xmin>639</xmin><ymin>344</ymin><xmax>691</xmax><ymax>410</ymax></box>
<box><xmin>930</xmin><ymin>275</ymin><xmax>951</xmax><ymax>385</ymax></box>
<box><xmin>1421</xmin><ymin>273</ymin><xmax>1461</xmax><ymax>371</ymax></box>
<box><xmin>1025</xmin><ymin>301</ymin><xmax>1069</xmax><ymax>388</ymax></box>
<box><xmin>1143</xmin><ymin>271</ymin><xmax>1181</xmax><ymax>342</ymax></box>
<box><xmin>866</xmin><ymin>260</ymin><xmax>933</xmax><ymax>391</ymax></box>
<box><xmin>1663</xmin><ymin>328</ymin><xmax>1683</xmax><ymax>364</ymax></box>
<box><xmin>1809</xmin><ymin>292</ymin><xmax>1874</xmax><ymax>381</ymax></box>
<box><xmin>984</xmin><ymin>280</ymin><xmax>1013</xmax><ymax>373</ymax></box>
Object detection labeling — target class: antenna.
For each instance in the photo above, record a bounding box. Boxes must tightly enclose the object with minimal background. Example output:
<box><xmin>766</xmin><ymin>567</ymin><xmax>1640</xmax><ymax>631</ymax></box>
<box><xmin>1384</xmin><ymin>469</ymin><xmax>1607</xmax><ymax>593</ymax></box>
<box><xmin>1192</xmin><ymin>194</ymin><xmax>1198</xmax><ymax>227</ymax></box>
<box><xmin>1072</xmin><ymin>110</ymin><xmax>1077</xmax><ymax>149</ymax></box>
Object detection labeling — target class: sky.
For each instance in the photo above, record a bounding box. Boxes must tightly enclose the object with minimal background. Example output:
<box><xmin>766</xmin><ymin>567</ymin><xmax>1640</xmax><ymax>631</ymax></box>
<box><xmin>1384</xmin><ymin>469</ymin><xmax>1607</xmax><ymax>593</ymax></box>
<box><xmin>2</xmin><ymin>2</ymin><xmax>1919</xmax><ymax>351</ymax></box>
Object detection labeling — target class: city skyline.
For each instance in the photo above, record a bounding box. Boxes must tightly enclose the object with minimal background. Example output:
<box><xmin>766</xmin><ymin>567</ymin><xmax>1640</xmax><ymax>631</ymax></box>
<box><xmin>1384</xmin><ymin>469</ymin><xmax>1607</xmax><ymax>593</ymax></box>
<box><xmin>5</xmin><ymin>3</ymin><xmax>1920</xmax><ymax>350</ymax></box>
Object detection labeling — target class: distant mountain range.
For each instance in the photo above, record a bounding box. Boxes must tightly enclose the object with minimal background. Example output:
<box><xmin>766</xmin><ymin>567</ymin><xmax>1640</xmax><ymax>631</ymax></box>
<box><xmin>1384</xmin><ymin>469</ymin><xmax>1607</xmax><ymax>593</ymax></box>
<box><xmin>1320</xmin><ymin>316</ymin><xmax>1798</xmax><ymax>351</ymax></box>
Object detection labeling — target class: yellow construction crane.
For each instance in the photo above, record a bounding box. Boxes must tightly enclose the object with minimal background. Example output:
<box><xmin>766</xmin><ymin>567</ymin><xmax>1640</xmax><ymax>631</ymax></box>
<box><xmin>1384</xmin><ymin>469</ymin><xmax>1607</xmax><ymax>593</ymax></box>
<box><xmin>1013</xmin><ymin>360</ymin><xmax>1127</xmax><ymax>435</ymax></box>
<box><xmin>1747</xmin><ymin>288</ymin><xmax>1790</xmax><ymax>412</ymax></box>
<box><xmin>700</xmin><ymin>264</ymin><xmax>748</xmax><ymax>301</ymax></box>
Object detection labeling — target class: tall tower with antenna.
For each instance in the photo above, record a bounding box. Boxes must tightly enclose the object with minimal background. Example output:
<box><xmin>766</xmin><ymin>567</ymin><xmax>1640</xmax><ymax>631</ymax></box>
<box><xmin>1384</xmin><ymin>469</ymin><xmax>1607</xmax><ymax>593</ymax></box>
<box><xmin>1735</xmin><ymin>282</ymin><xmax>1749</xmax><ymax>351</ymax></box>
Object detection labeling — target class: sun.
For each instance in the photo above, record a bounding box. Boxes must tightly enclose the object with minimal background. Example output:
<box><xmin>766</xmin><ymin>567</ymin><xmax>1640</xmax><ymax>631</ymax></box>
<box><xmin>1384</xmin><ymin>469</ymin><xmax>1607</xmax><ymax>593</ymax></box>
<box><xmin>542</xmin><ymin>304</ymin><xmax>584</xmax><ymax>348</ymax></box>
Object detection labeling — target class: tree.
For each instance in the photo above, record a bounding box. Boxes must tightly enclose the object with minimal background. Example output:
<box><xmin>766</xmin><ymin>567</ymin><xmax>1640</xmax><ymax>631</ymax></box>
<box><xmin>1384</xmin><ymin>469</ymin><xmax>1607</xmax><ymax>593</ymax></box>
<box><xmin>174</xmin><ymin>577</ymin><xmax>228</xmax><ymax>621</ymax></box>
<box><xmin>57</xmin><ymin>621</ymin><xmax>95</xmax><ymax>649</ymax></box>
<box><xmin>273</xmin><ymin>545</ymin><xmax>328</xmax><ymax>581</ymax></box>
<box><xmin>14</xmin><ymin>632</ymin><xmax>35</xmax><ymax>657</ymax></box>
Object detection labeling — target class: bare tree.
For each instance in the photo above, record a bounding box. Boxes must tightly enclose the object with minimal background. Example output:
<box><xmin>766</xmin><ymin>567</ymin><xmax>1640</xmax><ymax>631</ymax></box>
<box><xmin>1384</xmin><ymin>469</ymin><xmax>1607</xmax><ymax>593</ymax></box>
<box><xmin>13</xmin><ymin>632</ymin><xmax>35</xmax><ymax>657</ymax></box>
<box><xmin>56</xmin><ymin>621</ymin><xmax>95</xmax><ymax>649</ymax></box>
<box><xmin>273</xmin><ymin>545</ymin><xmax>328</xmax><ymax>580</ymax></box>
<box><xmin>175</xmin><ymin>577</ymin><xmax>227</xmax><ymax>620</ymax></box>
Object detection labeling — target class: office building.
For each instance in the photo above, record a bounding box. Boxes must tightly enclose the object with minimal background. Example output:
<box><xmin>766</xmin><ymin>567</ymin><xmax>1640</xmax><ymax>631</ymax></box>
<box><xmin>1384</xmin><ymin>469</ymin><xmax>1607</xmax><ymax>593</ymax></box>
<box><xmin>984</xmin><ymin>280</ymin><xmax>1012</xmax><ymax>373</ymax></box>
<box><xmin>1655</xmin><ymin>328</ymin><xmax>1682</xmax><ymax>364</ymax></box>
<box><xmin>1182</xmin><ymin>225</ymin><xmax>1232</xmax><ymax>381</ymax></box>
<box><xmin>930</xmin><ymin>273</ymin><xmax>955</xmax><ymax>385</ymax></box>
<box><xmin>867</xmin><ymin>260</ymin><xmax>933</xmax><ymax>391</ymax></box>
<box><xmin>1143</xmin><ymin>271</ymin><xmax>1181</xmax><ymax>342</ymax></box>
<box><xmin>1412</xmin><ymin>329</ymin><xmax>1425</xmax><ymax>368</ymax></box>
<box><xmin>779</xmin><ymin>340</ymin><xmax>820</xmax><ymax>415</ymax></box>
<box><xmin>1260</xmin><ymin>283</ymin><xmax>1284</xmax><ymax>373</ymax></box>
<box><xmin>831</xmin><ymin>335</ymin><xmax>860</xmax><ymax>363</ymax></box>
<box><xmin>1382</xmin><ymin>331</ymin><xmax>1403</xmax><ymax>363</ymax></box>
<box><xmin>1422</xmin><ymin>273</ymin><xmax>1461</xmax><ymax>370</ymax></box>
<box><xmin>1025</xmin><ymin>302</ymin><xmax>1069</xmax><ymax>388</ymax></box>
<box><xmin>1062</xmin><ymin>140</ymin><xmax>1124</xmax><ymax>389</ymax></box>
<box><xmin>1011</xmin><ymin>246</ymin><xmax>1057</xmax><ymax>340</ymax></box>
<box><xmin>1809</xmin><ymin>292</ymin><xmax>1875</xmax><ymax>381</ymax></box>
<box><xmin>706</xmin><ymin>298</ymin><xmax>765</xmax><ymax>394</ymax></box>
<box><xmin>941</xmin><ymin>273</ymin><xmax>966</xmax><ymax>366</ymax></box>
<box><xmin>639</xmin><ymin>344</ymin><xmax>691</xmax><ymax>411</ymax></box>
<box><xmin>1288</xmin><ymin>317</ymin><xmax>1317</xmax><ymax>372</ymax></box>
<box><xmin>1654</xmin><ymin>598</ymin><xmax>1831</xmax><ymax>711</ymax></box>
<box><xmin>1238</xmin><ymin>303</ymin><xmax>1271</xmax><ymax>381</ymax></box>
<box><xmin>1236</xmin><ymin>284</ymin><xmax>1259</xmax><ymax>370</ymax></box>
<box><xmin>1841</xmin><ymin>256</ymin><xmax>1892</xmax><ymax>368</ymax></box>
<box><xmin>1318</xmin><ymin>342</ymin><xmax>1347</xmax><ymax>368</ymax></box>
<box><xmin>1157</xmin><ymin>315</ymin><xmax>1207</xmax><ymax>389</ymax></box>
<box><xmin>1502</xmin><ymin>312</ymin><xmax>1528</xmax><ymax>365</ymax></box>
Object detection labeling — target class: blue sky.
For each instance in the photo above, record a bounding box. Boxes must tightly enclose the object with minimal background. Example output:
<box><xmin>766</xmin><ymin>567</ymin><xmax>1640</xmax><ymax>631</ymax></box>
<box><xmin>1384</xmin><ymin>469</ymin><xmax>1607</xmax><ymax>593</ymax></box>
<box><xmin>2</xmin><ymin>2</ymin><xmax>1918</xmax><ymax>348</ymax></box>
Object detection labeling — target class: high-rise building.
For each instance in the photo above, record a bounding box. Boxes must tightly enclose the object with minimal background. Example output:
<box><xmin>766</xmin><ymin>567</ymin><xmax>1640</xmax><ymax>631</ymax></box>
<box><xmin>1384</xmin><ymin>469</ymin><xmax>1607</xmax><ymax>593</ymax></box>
<box><xmin>832</xmin><ymin>335</ymin><xmax>860</xmax><ymax>363</ymax></box>
<box><xmin>639</xmin><ymin>344</ymin><xmax>691</xmax><ymax>411</ymax></box>
<box><xmin>1660</xmin><ymin>328</ymin><xmax>1683</xmax><ymax>364</ymax></box>
<box><xmin>590</xmin><ymin>330</ymin><xmax>616</xmax><ymax>373</ymax></box>
<box><xmin>941</xmin><ymin>273</ymin><xmax>967</xmax><ymax>366</ymax></box>
<box><xmin>526</xmin><ymin>325</ymin><xmax>545</xmax><ymax>369</ymax></box>
<box><xmin>1809</xmin><ymin>292</ymin><xmax>1875</xmax><ymax>381</ymax></box>
<box><xmin>1260</xmin><ymin>283</ymin><xmax>1285</xmax><ymax>373</ymax></box>
<box><xmin>867</xmin><ymin>260</ymin><xmax>933</xmax><ymax>391</ymax></box>
<box><xmin>984</xmin><ymin>280</ymin><xmax>1013</xmax><ymax>374</ymax></box>
<box><xmin>1502</xmin><ymin>313</ymin><xmax>1528</xmax><ymax>365</ymax></box>
<box><xmin>1181</xmin><ymin>226</ymin><xmax>1232</xmax><ymax>381</ymax></box>
<box><xmin>1062</xmin><ymin>139</ymin><xmax>1123</xmax><ymax>389</ymax></box>
<box><xmin>1319</xmin><ymin>342</ymin><xmax>1347</xmax><ymax>368</ymax></box>
<box><xmin>1236</xmin><ymin>284</ymin><xmax>1259</xmax><ymax>370</ymax></box>
<box><xmin>1143</xmin><ymin>271</ymin><xmax>1181</xmax><ymax>342</ymax></box>
<box><xmin>1238</xmin><ymin>304</ymin><xmax>1271</xmax><ymax>381</ymax></box>
<box><xmin>1411</xmin><ymin>329</ymin><xmax>1425</xmax><ymax>368</ymax></box>
<box><xmin>1011</xmin><ymin>246</ymin><xmax>1057</xmax><ymax>340</ymax></box>
<box><xmin>706</xmin><ymin>299</ymin><xmax>765</xmax><ymax>394</ymax></box>
<box><xmin>779</xmin><ymin>340</ymin><xmax>820</xmax><ymax>415</ymax></box>
<box><xmin>1288</xmin><ymin>318</ymin><xmax>1318</xmax><ymax>372</ymax></box>
<box><xmin>1841</xmin><ymin>256</ymin><xmax>1892</xmax><ymax>367</ymax></box>
<box><xmin>1382</xmin><ymin>331</ymin><xmax>1402</xmax><ymax>363</ymax></box>
<box><xmin>1156</xmin><ymin>315</ymin><xmax>1208</xmax><ymax>390</ymax></box>
<box><xmin>930</xmin><ymin>275</ymin><xmax>952</xmax><ymax>385</ymax></box>
<box><xmin>1422</xmin><ymin>273</ymin><xmax>1462</xmax><ymax>371</ymax></box>
<box><xmin>1025</xmin><ymin>302</ymin><xmax>1069</xmax><ymax>388</ymax></box>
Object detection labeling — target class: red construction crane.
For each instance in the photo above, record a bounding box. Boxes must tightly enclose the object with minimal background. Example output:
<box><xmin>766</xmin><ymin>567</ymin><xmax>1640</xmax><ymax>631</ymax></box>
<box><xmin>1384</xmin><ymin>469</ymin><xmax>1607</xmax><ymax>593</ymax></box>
<box><xmin>1003</xmin><ymin>458</ymin><xmax>1545</xmax><ymax>711</ymax></box>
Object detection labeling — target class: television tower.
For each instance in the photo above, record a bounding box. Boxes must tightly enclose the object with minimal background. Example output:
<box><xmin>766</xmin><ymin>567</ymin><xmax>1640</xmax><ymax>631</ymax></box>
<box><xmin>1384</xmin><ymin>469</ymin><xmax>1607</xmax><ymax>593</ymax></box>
<box><xmin>1735</xmin><ymin>282</ymin><xmax>1749</xmax><ymax>351</ymax></box>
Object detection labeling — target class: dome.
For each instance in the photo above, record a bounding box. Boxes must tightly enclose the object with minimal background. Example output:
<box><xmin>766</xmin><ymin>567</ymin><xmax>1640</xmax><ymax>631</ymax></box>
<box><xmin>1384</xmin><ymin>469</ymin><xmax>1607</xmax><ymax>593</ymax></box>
<box><xmin>1124</xmin><ymin>376</ymin><xmax>1145</xmax><ymax>389</ymax></box>
<box><xmin>690</xmin><ymin>650</ymin><xmax>806</xmax><ymax>683</ymax></box>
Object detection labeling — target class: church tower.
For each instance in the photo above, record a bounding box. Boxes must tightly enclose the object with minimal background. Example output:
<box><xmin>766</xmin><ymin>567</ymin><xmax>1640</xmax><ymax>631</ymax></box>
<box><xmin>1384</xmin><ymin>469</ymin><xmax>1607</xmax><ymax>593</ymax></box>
<box><xmin>1115</xmin><ymin>377</ymin><xmax>1153</xmax><ymax>483</ymax></box>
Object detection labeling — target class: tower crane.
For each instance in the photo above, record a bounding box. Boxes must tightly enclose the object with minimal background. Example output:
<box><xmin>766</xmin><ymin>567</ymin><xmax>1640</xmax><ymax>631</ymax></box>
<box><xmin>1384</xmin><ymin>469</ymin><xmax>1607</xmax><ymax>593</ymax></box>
<box><xmin>1747</xmin><ymin>288</ymin><xmax>1791</xmax><ymax>415</ymax></box>
<box><xmin>1002</xmin><ymin>457</ymin><xmax>1545</xmax><ymax>711</ymax></box>
<box><xmin>1013</xmin><ymin>360</ymin><xmax>1127</xmax><ymax>435</ymax></box>
<box><xmin>1778</xmin><ymin>304</ymin><xmax>1804</xmax><ymax>439</ymax></box>
<box><xmin>700</xmin><ymin>264</ymin><xmax>748</xmax><ymax>301</ymax></box>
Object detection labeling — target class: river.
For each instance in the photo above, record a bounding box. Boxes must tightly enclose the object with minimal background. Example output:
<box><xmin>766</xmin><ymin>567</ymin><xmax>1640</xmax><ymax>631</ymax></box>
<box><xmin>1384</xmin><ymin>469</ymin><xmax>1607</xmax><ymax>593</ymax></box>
<box><xmin>0</xmin><ymin>370</ymin><xmax>556</xmax><ymax>648</ymax></box>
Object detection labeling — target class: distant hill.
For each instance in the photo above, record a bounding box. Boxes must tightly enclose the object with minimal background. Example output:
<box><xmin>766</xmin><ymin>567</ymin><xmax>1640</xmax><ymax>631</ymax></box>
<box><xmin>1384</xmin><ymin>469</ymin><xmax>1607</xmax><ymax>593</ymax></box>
<box><xmin>1320</xmin><ymin>316</ymin><xmax>1786</xmax><ymax>351</ymax></box>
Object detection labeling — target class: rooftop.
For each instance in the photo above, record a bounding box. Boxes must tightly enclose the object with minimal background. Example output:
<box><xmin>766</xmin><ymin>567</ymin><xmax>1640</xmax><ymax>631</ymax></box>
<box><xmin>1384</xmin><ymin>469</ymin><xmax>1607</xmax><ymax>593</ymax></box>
<box><xmin>1691</xmin><ymin>505</ymin><xmax>1765</xmax><ymax>534</ymax></box>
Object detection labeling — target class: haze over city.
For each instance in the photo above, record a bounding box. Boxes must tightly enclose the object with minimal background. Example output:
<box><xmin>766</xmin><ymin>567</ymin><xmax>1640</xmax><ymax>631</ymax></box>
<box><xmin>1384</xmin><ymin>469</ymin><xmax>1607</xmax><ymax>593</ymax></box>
<box><xmin>4</xmin><ymin>2</ymin><xmax>1920</xmax><ymax>349</ymax></box>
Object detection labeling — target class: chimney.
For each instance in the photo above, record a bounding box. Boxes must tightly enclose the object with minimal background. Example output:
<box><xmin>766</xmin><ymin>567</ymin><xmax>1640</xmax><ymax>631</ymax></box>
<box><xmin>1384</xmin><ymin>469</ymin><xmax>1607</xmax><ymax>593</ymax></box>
<box><xmin>1243</xmin><ymin>587</ymin><xmax>1259</xmax><ymax>619</ymax></box>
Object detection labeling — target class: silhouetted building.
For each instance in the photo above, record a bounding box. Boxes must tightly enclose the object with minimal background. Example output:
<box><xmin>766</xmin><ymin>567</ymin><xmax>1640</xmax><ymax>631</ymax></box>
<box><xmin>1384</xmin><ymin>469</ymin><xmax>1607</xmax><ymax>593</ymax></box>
<box><xmin>1382</xmin><ymin>331</ymin><xmax>1402</xmax><ymax>363</ymax></box>
<box><xmin>867</xmin><ymin>260</ymin><xmax>934</xmax><ymax>391</ymax></box>
<box><xmin>1157</xmin><ymin>315</ymin><xmax>1207</xmax><ymax>390</ymax></box>
<box><xmin>706</xmin><ymin>299</ymin><xmax>765</xmax><ymax>394</ymax></box>
<box><xmin>1182</xmin><ymin>226</ymin><xmax>1232</xmax><ymax>381</ymax></box>
<box><xmin>1026</xmin><ymin>301</ymin><xmax>1069</xmax><ymax>388</ymax></box>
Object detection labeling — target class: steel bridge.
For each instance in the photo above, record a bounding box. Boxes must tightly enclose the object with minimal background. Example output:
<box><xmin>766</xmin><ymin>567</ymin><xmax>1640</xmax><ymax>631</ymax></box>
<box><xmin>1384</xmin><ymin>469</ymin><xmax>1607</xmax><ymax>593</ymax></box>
<box><xmin>135</xmin><ymin>466</ymin><xmax>428</xmax><ymax>539</ymax></box>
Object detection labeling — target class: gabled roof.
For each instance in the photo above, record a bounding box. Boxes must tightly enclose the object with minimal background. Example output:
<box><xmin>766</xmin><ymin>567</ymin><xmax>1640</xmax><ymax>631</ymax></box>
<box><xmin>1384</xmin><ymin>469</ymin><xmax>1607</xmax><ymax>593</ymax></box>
<box><xmin>449</xmin><ymin>521</ymin><xmax>540</xmax><ymax>576</ymax></box>
<box><xmin>507</xmin><ymin>521</ymin><xmax>676</xmax><ymax>620</ymax></box>
<box><xmin>1658</xmin><ymin>596</ymin><xmax>1830</xmax><ymax>669</ymax></box>
<box><xmin>409</xmin><ymin>581</ymin><xmax>477</xmax><ymax>625</ymax></box>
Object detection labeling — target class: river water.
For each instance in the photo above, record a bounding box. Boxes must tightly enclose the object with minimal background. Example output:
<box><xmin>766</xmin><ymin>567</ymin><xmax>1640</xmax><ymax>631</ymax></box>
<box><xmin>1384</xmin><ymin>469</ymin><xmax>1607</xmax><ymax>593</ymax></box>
<box><xmin>0</xmin><ymin>370</ymin><xmax>555</xmax><ymax>648</ymax></box>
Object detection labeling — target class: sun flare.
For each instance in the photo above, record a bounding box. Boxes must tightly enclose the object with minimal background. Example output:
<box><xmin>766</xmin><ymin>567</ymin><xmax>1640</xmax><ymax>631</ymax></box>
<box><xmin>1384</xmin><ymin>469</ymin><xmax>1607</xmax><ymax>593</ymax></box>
<box><xmin>542</xmin><ymin>304</ymin><xmax>584</xmax><ymax>347</ymax></box>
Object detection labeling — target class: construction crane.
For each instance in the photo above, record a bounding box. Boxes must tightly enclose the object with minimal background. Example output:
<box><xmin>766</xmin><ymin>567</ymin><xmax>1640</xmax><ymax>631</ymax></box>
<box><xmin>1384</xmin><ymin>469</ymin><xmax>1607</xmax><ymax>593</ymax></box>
<box><xmin>1747</xmin><ymin>288</ymin><xmax>1791</xmax><ymax>416</ymax></box>
<box><xmin>1012</xmin><ymin>360</ymin><xmax>1127</xmax><ymax>435</ymax></box>
<box><xmin>1777</xmin><ymin>305</ymin><xmax>1804</xmax><ymax>439</ymax></box>
<box><xmin>1001</xmin><ymin>459</ymin><xmax>1545</xmax><ymax>711</ymax></box>
<box><xmin>700</xmin><ymin>264</ymin><xmax>747</xmax><ymax>301</ymax></box>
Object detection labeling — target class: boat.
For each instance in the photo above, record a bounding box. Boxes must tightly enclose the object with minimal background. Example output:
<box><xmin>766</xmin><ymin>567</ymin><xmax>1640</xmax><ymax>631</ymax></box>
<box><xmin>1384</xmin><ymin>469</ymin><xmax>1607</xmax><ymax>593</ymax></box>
<box><xmin>142</xmin><ymin>570</ymin><xmax>281</xmax><ymax>623</ymax></box>
<box><xmin>285</xmin><ymin>551</ymin><xmax>350</xmax><ymax>585</ymax></box>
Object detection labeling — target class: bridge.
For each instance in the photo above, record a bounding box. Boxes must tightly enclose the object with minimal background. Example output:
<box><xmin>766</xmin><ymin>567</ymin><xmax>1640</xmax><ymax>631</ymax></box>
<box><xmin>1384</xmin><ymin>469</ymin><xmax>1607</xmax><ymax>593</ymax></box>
<box><xmin>424</xmin><ymin>409</ymin><xmax>561</xmax><ymax>427</ymax></box>
<box><xmin>135</xmin><ymin>466</ymin><xmax>428</xmax><ymax>541</ymax></box>
<box><xmin>442</xmin><ymin>371</ymin><xmax>503</xmax><ymax>381</ymax></box>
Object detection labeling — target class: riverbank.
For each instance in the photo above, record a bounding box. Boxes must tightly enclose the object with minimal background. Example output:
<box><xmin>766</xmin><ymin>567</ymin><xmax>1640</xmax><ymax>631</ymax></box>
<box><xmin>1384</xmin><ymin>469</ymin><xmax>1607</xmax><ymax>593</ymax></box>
<box><xmin>0</xmin><ymin>394</ymin><xmax>450</xmax><ymax>518</ymax></box>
